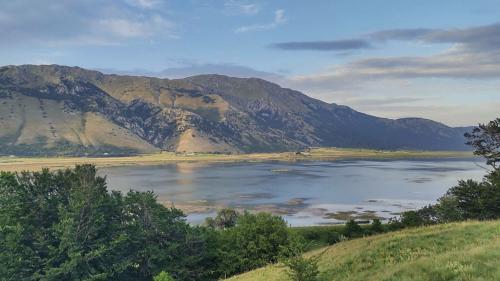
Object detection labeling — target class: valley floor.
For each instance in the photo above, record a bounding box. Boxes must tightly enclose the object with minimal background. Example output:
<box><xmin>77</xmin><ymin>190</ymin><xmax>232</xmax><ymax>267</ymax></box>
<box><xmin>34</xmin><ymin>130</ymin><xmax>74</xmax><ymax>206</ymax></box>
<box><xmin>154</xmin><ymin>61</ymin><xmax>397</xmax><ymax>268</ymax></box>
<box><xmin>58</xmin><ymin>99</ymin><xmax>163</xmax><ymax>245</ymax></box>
<box><xmin>228</xmin><ymin>220</ymin><xmax>500</xmax><ymax>281</ymax></box>
<box><xmin>0</xmin><ymin>148</ymin><xmax>473</xmax><ymax>172</ymax></box>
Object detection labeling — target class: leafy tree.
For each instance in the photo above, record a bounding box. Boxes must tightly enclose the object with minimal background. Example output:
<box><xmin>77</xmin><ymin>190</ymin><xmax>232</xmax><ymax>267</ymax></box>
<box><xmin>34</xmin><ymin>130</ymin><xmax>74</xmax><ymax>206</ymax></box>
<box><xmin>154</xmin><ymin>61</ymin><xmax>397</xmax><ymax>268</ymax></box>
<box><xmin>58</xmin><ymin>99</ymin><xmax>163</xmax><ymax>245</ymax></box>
<box><xmin>205</xmin><ymin>208</ymin><xmax>238</xmax><ymax>229</ymax></box>
<box><xmin>343</xmin><ymin>220</ymin><xmax>364</xmax><ymax>238</ymax></box>
<box><xmin>369</xmin><ymin>219</ymin><xmax>384</xmax><ymax>234</ymax></box>
<box><xmin>0</xmin><ymin>165</ymin><xmax>221</xmax><ymax>281</ymax></box>
<box><xmin>217</xmin><ymin>212</ymin><xmax>300</xmax><ymax>277</ymax></box>
<box><xmin>465</xmin><ymin>118</ymin><xmax>500</xmax><ymax>169</ymax></box>
<box><xmin>434</xmin><ymin>195</ymin><xmax>462</xmax><ymax>222</ymax></box>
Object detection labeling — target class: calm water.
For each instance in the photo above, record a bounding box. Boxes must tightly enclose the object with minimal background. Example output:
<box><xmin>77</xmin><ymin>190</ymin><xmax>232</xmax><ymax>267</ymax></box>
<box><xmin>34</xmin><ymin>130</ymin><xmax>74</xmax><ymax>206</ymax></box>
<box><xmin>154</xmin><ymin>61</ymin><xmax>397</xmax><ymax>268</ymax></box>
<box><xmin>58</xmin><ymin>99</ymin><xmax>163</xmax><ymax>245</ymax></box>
<box><xmin>101</xmin><ymin>159</ymin><xmax>484</xmax><ymax>226</ymax></box>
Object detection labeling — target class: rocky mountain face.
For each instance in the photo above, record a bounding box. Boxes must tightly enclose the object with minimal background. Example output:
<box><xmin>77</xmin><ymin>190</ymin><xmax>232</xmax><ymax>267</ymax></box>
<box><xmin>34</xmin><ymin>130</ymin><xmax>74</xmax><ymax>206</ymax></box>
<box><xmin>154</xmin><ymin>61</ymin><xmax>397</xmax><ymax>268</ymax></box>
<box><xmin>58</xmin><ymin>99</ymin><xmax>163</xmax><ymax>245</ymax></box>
<box><xmin>0</xmin><ymin>65</ymin><xmax>470</xmax><ymax>156</ymax></box>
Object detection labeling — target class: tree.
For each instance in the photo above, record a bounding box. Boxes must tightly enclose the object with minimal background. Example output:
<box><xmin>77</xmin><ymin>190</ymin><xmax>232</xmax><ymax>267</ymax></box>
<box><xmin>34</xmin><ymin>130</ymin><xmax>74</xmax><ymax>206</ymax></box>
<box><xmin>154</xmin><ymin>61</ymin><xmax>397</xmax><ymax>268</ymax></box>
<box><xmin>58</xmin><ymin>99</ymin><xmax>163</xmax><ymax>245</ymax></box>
<box><xmin>343</xmin><ymin>220</ymin><xmax>364</xmax><ymax>238</ymax></box>
<box><xmin>0</xmin><ymin>165</ymin><xmax>221</xmax><ymax>281</ymax></box>
<box><xmin>205</xmin><ymin>208</ymin><xmax>238</xmax><ymax>229</ymax></box>
<box><xmin>369</xmin><ymin>219</ymin><xmax>384</xmax><ymax>234</ymax></box>
<box><xmin>465</xmin><ymin>118</ymin><xmax>500</xmax><ymax>169</ymax></box>
<box><xmin>217</xmin><ymin>212</ymin><xmax>300</xmax><ymax>277</ymax></box>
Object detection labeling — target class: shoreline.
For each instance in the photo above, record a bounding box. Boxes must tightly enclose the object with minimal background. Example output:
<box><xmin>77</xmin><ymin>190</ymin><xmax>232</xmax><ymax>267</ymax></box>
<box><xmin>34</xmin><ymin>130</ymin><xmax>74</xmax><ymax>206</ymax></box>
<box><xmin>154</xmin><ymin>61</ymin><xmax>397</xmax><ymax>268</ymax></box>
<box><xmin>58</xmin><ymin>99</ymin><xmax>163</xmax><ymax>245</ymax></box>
<box><xmin>0</xmin><ymin>148</ymin><xmax>474</xmax><ymax>172</ymax></box>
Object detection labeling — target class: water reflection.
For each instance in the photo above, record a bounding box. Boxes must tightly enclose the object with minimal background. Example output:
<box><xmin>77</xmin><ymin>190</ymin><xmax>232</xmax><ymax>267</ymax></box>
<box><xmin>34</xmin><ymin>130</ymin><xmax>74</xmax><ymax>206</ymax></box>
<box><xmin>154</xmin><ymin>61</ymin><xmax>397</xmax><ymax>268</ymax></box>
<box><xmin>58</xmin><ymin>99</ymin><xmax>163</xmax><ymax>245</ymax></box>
<box><xmin>101</xmin><ymin>159</ymin><xmax>484</xmax><ymax>226</ymax></box>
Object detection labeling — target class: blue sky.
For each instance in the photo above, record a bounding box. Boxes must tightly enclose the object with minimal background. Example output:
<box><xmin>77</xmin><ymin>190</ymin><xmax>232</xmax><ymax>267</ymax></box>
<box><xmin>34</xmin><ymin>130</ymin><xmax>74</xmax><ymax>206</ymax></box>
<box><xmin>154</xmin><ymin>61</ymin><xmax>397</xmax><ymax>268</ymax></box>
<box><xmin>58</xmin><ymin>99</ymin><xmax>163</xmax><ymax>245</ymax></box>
<box><xmin>1</xmin><ymin>0</ymin><xmax>499</xmax><ymax>126</ymax></box>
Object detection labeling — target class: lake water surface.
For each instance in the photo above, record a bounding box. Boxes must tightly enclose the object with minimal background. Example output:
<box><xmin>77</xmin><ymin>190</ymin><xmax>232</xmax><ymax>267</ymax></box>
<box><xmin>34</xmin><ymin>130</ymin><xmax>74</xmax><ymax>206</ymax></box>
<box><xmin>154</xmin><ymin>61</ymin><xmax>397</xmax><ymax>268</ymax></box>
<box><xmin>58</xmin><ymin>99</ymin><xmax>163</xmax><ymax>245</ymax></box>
<box><xmin>101</xmin><ymin>159</ymin><xmax>484</xmax><ymax>226</ymax></box>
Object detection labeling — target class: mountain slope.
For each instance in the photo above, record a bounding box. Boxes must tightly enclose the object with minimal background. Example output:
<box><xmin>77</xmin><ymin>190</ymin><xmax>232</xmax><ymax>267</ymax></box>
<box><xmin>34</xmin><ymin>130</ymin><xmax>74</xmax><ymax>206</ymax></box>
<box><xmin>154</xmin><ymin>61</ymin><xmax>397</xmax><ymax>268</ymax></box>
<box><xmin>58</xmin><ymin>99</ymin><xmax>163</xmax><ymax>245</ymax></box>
<box><xmin>227</xmin><ymin>220</ymin><xmax>500</xmax><ymax>281</ymax></box>
<box><xmin>0</xmin><ymin>65</ymin><xmax>470</xmax><ymax>156</ymax></box>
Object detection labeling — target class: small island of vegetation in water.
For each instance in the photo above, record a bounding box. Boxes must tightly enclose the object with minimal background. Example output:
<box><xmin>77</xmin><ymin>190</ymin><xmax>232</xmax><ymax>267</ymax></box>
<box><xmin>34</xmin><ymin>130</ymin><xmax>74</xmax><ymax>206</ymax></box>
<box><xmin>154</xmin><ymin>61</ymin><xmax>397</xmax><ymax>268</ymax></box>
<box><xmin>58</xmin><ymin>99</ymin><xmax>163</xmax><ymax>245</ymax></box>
<box><xmin>0</xmin><ymin>118</ymin><xmax>499</xmax><ymax>280</ymax></box>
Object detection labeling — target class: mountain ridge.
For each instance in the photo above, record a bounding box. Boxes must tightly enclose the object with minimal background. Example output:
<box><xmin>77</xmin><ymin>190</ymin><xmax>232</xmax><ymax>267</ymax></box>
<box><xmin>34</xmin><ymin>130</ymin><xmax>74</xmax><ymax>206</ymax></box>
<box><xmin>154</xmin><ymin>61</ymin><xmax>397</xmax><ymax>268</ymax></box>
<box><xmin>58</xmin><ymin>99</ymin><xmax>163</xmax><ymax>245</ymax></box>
<box><xmin>0</xmin><ymin>64</ymin><xmax>471</xmax><ymax>156</ymax></box>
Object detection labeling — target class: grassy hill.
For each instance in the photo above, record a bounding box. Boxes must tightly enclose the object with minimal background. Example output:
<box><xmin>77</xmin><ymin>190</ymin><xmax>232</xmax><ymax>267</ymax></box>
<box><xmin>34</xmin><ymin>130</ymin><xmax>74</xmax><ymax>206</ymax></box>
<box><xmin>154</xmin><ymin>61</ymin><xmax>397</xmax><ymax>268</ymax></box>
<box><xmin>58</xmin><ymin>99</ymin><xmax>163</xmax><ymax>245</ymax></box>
<box><xmin>228</xmin><ymin>220</ymin><xmax>500</xmax><ymax>281</ymax></box>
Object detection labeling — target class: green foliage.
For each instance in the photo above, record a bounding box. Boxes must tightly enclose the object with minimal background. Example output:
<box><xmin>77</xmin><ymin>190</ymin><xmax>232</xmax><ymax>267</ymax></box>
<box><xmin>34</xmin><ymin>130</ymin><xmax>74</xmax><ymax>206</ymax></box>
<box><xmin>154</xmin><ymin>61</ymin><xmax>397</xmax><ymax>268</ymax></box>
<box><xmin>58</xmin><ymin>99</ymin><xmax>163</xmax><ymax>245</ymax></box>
<box><xmin>205</xmin><ymin>208</ymin><xmax>239</xmax><ymax>229</ymax></box>
<box><xmin>369</xmin><ymin>219</ymin><xmax>384</xmax><ymax>234</ymax></box>
<box><xmin>217</xmin><ymin>212</ymin><xmax>300</xmax><ymax>277</ymax></box>
<box><xmin>282</xmin><ymin>255</ymin><xmax>320</xmax><ymax>281</ymax></box>
<box><xmin>0</xmin><ymin>165</ymin><xmax>218</xmax><ymax>281</ymax></box>
<box><xmin>154</xmin><ymin>271</ymin><xmax>175</xmax><ymax>281</ymax></box>
<box><xmin>343</xmin><ymin>220</ymin><xmax>364</xmax><ymax>238</ymax></box>
<box><xmin>465</xmin><ymin>118</ymin><xmax>500</xmax><ymax>169</ymax></box>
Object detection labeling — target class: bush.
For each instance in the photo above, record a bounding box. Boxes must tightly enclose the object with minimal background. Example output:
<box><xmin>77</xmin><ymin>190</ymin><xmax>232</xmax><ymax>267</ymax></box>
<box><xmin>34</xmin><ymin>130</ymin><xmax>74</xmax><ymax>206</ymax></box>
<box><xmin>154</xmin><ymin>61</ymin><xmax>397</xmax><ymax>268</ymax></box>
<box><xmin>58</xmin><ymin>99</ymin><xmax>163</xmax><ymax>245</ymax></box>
<box><xmin>283</xmin><ymin>255</ymin><xmax>320</xmax><ymax>281</ymax></box>
<box><xmin>370</xmin><ymin>219</ymin><xmax>384</xmax><ymax>234</ymax></box>
<box><xmin>217</xmin><ymin>212</ymin><xmax>300</xmax><ymax>277</ymax></box>
<box><xmin>343</xmin><ymin>220</ymin><xmax>364</xmax><ymax>238</ymax></box>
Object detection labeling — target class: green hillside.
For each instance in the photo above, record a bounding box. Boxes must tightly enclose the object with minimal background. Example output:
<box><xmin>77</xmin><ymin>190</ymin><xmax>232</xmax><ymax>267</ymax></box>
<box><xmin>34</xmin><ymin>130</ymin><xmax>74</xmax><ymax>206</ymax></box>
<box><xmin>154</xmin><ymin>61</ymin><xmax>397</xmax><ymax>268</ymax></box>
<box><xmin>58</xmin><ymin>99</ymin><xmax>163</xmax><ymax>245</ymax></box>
<box><xmin>228</xmin><ymin>220</ymin><xmax>500</xmax><ymax>281</ymax></box>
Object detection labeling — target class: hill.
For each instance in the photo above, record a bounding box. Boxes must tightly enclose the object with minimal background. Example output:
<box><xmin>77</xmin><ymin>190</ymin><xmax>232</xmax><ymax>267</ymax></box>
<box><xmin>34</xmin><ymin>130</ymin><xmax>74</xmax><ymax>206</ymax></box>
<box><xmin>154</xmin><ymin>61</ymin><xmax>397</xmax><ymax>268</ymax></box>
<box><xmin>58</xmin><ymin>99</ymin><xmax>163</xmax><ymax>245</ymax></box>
<box><xmin>228</xmin><ymin>220</ymin><xmax>500</xmax><ymax>281</ymax></box>
<box><xmin>0</xmin><ymin>65</ymin><xmax>471</xmax><ymax>156</ymax></box>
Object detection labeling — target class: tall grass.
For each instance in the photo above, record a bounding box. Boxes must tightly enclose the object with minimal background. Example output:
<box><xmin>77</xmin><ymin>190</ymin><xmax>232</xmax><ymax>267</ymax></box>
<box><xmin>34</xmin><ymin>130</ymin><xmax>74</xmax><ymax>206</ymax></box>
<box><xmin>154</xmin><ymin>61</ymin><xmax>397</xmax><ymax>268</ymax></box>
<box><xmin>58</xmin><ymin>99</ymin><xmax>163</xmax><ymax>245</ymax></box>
<box><xmin>228</xmin><ymin>220</ymin><xmax>500</xmax><ymax>281</ymax></box>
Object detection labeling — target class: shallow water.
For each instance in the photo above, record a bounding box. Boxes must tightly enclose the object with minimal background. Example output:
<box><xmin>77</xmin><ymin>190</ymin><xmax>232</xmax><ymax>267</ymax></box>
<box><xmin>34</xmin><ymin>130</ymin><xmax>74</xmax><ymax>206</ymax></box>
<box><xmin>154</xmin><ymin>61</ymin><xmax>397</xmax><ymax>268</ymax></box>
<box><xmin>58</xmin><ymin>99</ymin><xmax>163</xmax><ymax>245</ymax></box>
<box><xmin>101</xmin><ymin>159</ymin><xmax>484</xmax><ymax>226</ymax></box>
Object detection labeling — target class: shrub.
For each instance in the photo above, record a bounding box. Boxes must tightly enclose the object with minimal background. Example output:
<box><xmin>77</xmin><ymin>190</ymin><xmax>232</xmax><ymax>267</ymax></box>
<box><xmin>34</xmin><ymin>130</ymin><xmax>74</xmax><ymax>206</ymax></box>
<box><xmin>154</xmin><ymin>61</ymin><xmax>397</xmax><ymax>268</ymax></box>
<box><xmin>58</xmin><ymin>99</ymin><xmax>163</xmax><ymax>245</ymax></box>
<box><xmin>283</xmin><ymin>255</ymin><xmax>320</xmax><ymax>281</ymax></box>
<box><xmin>343</xmin><ymin>220</ymin><xmax>364</xmax><ymax>238</ymax></box>
<box><xmin>217</xmin><ymin>212</ymin><xmax>300</xmax><ymax>277</ymax></box>
<box><xmin>370</xmin><ymin>219</ymin><xmax>384</xmax><ymax>234</ymax></box>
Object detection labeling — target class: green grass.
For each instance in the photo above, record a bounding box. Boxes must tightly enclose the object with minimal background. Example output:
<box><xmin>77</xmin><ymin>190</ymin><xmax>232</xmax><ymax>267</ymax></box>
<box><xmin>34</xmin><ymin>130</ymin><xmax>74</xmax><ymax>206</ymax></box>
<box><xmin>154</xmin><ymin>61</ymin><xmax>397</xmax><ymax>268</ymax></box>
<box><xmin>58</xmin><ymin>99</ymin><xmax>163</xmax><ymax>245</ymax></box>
<box><xmin>227</xmin><ymin>220</ymin><xmax>500</xmax><ymax>281</ymax></box>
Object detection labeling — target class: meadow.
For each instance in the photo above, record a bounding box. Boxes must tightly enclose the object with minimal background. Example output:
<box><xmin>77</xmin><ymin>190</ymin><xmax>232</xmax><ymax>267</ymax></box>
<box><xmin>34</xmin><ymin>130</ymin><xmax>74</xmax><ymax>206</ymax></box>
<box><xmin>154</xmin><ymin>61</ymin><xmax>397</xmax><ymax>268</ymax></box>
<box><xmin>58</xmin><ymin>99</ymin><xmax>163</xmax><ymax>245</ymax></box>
<box><xmin>228</xmin><ymin>220</ymin><xmax>500</xmax><ymax>281</ymax></box>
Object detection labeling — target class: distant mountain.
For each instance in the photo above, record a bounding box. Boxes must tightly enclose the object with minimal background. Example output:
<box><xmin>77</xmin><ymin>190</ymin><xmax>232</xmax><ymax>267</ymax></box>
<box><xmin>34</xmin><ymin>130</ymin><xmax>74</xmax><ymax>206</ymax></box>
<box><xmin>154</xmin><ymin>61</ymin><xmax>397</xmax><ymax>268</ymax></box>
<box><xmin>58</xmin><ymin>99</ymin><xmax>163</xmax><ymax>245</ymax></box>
<box><xmin>0</xmin><ymin>65</ymin><xmax>471</xmax><ymax>156</ymax></box>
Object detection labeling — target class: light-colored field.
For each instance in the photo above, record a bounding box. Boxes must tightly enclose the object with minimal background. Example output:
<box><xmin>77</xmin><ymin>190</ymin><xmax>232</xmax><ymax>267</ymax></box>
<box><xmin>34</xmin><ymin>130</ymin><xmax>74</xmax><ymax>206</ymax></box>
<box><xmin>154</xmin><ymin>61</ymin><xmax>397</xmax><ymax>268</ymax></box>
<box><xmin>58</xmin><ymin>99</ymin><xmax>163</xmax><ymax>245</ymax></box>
<box><xmin>0</xmin><ymin>147</ymin><xmax>473</xmax><ymax>172</ymax></box>
<box><xmin>228</xmin><ymin>220</ymin><xmax>500</xmax><ymax>281</ymax></box>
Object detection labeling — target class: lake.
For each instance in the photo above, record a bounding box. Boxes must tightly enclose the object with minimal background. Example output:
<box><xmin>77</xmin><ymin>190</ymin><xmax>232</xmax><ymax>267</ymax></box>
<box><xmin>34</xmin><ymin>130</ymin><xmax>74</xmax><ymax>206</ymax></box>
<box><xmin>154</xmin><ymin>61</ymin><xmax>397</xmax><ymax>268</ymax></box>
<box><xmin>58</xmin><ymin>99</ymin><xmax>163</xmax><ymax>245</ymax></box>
<box><xmin>101</xmin><ymin>159</ymin><xmax>484</xmax><ymax>226</ymax></box>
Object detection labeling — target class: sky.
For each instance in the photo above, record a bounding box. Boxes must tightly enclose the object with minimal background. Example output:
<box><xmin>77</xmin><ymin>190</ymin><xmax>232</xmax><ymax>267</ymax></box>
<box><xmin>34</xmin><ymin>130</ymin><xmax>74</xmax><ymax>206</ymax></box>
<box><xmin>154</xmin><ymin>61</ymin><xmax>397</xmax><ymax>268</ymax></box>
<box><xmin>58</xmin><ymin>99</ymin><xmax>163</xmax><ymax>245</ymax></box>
<box><xmin>1</xmin><ymin>0</ymin><xmax>499</xmax><ymax>126</ymax></box>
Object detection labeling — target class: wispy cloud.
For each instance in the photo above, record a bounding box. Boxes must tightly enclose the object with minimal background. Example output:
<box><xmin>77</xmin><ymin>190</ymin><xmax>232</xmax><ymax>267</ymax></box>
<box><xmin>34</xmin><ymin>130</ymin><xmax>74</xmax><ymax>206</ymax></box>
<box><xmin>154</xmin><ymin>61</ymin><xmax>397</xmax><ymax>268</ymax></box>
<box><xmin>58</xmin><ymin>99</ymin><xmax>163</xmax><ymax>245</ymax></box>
<box><xmin>289</xmin><ymin>22</ymin><xmax>500</xmax><ymax>86</ymax></box>
<box><xmin>0</xmin><ymin>0</ymin><xmax>176</xmax><ymax>46</ymax></box>
<box><xmin>235</xmin><ymin>9</ymin><xmax>286</xmax><ymax>33</ymax></box>
<box><xmin>224</xmin><ymin>1</ymin><xmax>261</xmax><ymax>15</ymax></box>
<box><xmin>271</xmin><ymin>39</ymin><xmax>372</xmax><ymax>51</ymax></box>
<box><xmin>97</xmin><ymin>15</ymin><xmax>173</xmax><ymax>39</ymax></box>
<box><xmin>126</xmin><ymin>0</ymin><xmax>159</xmax><ymax>9</ymax></box>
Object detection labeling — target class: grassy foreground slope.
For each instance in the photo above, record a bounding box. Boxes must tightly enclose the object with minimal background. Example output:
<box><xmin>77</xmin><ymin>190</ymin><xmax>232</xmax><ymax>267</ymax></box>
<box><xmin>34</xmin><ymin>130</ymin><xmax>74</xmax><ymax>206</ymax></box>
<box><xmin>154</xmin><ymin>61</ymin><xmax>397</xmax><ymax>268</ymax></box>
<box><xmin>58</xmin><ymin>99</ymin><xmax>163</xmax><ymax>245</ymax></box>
<box><xmin>228</xmin><ymin>220</ymin><xmax>500</xmax><ymax>281</ymax></box>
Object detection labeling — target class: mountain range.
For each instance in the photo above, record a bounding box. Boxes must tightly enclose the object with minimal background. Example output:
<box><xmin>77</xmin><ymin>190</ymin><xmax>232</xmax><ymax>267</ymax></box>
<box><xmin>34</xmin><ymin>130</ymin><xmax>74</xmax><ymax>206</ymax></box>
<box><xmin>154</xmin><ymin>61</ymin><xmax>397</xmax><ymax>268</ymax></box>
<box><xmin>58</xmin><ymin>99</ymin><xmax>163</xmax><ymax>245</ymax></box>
<box><xmin>0</xmin><ymin>65</ymin><xmax>471</xmax><ymax>156</ymax></box>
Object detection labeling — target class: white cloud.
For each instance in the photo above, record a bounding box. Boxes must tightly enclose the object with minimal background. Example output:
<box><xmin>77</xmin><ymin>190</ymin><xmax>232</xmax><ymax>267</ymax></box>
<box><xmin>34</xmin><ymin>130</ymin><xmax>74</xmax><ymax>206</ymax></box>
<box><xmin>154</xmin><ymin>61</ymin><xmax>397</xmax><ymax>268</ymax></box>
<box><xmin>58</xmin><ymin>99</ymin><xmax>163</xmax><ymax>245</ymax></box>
<box><xmin>235</xmin><ymin>9</ymin><xmax>286</xmax><ymax>33</ymax></box>
<box><xmin>224</xmin><ymin>1</ymin><xmax>261</xmax><ymax>15</ymax></box>
<box><xmin>129</xmin><ymin>0</ymin><xmax>159</xmax><ymax>9</ymax></box>
<box><xmin>0</xmin><ymin>0</ymin><xmax>176</xmax><ymax>46</ymax></box>
<box><xmin>97</xmin><ymin>15</ymin><xmax>173</xmax><ymax>39</ymax></box>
